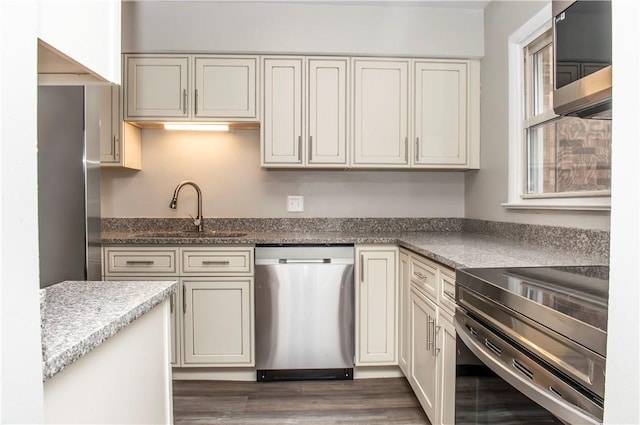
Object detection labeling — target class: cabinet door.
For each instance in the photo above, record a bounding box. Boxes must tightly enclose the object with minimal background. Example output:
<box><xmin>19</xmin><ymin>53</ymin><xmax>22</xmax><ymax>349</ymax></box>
<box><xmin>414</xmin><ymin>61</ymin><xmax>468</xmax><ymax>167</ymax></box>
<box><xmin>182</xmin><ymin>277</ymin><xmax>254</xmax><ymax>366</ymax></box>
<box><xmin>125</xmin><ymin>55</ymin><xmax>189</xmax><ymax>119</ymax></box>
<box><xmin>436</xmin><ymin>311</ymin><xmax>457</xmax><ymax>425</ymax></box>
<box><xmin>262</xmin><ymin>57</ymin><xmax>304</xmax><ymax>165</ymax></box>
<box><xmin>100</xmin><ymin>85</ymin><xmax>141</xmax><ymax>169</ymax></box>
<box><xmin>398</xmin><ymin>250</ymin><xmax>411</xmax><ymax>376</ymax></box>
<box><xmin>355</xmin><ymin>246</ymin><xmax>398</xmax><ymax>365</ymax></box>
<box><xmin>194</xmin><ymin>56</ymin><xmax>257</xmax><ymax>120</ymax></box>
<box><xmin>307</xmin><ymin>58</ymin><xmax>348</xmax><ymax>166</ymax></box>
<box><xmin>352</xmin><ymin>59</ymin><xmax>409</xmax><ymax>167</ymax></box>
<box><xmin>410</xmin><ymin>285</ymin><xmax>438</xmax><ymax>424</ymax></box>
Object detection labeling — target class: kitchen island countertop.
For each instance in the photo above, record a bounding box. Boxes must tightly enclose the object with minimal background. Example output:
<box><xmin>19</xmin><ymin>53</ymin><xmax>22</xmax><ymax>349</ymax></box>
<box><xmin>40</xmin><ymin>280</ymin><xmax>177</xmax><ymax>380</ymax></box>
<box><xmin>101</xmin><ymin>230</ymin><xmax>607</xmax><ymax>269</ymax></box>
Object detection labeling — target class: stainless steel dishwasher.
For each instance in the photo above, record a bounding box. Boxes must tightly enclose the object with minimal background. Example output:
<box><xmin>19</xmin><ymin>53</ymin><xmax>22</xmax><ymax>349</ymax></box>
<box><xmin>255</xmin><ymin>245</ymin><xmax>354</xmax><ymax>381</ymax></box>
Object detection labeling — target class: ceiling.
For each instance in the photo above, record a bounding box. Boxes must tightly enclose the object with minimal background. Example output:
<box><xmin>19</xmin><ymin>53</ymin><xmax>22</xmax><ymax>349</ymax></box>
<box><xmin>165</xmin><ymin>0</ymin><xmax>491</xmax><ymax>9</ymax></box>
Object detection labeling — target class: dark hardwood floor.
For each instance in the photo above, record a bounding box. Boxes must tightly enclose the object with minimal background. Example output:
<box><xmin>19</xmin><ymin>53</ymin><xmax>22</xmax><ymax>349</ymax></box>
<box><xmin>173</xmin><ymin>377</ymin><xmax>432</xmax><ymax>425</ymax></box>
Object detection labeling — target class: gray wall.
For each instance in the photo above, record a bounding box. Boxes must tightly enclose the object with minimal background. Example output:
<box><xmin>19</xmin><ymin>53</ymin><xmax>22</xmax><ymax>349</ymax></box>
<box><xmin>122</xmin><ymin>1</ymin><xmax>484</xmax><ymax>58</ymax></box>
<box><xmin>101</xmin><ymin>129</ymin><xmax>465</xmax><ymax>218</ymax></box>
<box><xmin>464</xmin><ymin>0</ymin><xmax>610</xmax><ymax>231</ymax></box>
<box><xmin>104</xmin><ymin>0</ymin><xmax>483</xmax><ymax>219</ymax></box>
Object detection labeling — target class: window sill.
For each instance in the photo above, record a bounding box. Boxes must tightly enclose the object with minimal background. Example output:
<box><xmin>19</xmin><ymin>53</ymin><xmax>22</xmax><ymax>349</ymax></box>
<box><xmin>502</xmin><ymin>198</ymin><xmax>611</xmax><ymax>211</ymax></box>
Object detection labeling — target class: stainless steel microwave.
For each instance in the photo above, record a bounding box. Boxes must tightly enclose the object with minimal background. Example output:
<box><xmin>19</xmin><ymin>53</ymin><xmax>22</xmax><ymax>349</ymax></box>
<box><xmin>552</xmin><ymin>0</ymin><xmax>612</xmax><ymax>119</ymax></box>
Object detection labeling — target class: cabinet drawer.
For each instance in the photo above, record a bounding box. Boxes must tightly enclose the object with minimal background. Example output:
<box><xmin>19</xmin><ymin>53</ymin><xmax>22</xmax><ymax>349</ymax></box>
<box><xmin>181</xmin><ymin>248</ymin><xmax>253</xmax><ymax>275</ymax></box>
<box><xmin>104</xmin><ymin>248</ymin><xmax>178</xmax><ymax>276</ymax></box>
<box><xmin>410</xmin><ymin>255</ymin><xmax>438</xmax><ymax>301</ymax></box>
<box><xmin>439</xmin><ymin>267</ymin><xmax>457</xmax><ymax>315</ymax></box>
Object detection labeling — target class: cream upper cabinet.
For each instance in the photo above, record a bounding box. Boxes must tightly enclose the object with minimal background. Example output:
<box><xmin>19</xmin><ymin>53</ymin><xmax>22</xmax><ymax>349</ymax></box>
<box><xmin>307</xmin><ymin>58</ymin><xmax>349</xmax><ymax>166</ymax></box>
<box><xmin>182</xmin><ymin>277</ymin><xmax>254</xmax><ymax>366</ymax></box>
<box><xmin>125</xmin><ymin>55</ymin><xmax>190</xmax><ymax>120</ymax></box>
<box><xmin>398</xmin><ymin>249</ymin><xmax>411</xmax><ymax>376</ymax></box>
<box><xmin>355</xmin><ymin>245</ymin><xmax>398</xmax><ymax>365</ymax></box>
<box><xmin>262</xmin><ymin>57</ymin><xmax>304</xmax><ymax>165</ymax></box>
<box><xmin>194</xmin><ymin>56</ymin><xmax>257</xmax><ymax>119</ymax></box>
<box><xmin>262</xmin><ymin>56</ymin><xmax>349</xmax><ymax>167</ymax></box>
<box><xmin>352</xmin><ymin>59</ymin><xmax>409</xmax><ymax>168</ymax></box>
<box><xmin>413</xmin><ymin>59</ymin><xmax>480</xmax><ymax>169</ymax></box>
<box><xmin>99</xmin><ymin>85</ymin><xmax>141</xmax><ymax>170</ymax></box>
<box><xmin>124</xmin><ymin>54</ymin><xmax>258</xmax><ymax>122</ymax></box>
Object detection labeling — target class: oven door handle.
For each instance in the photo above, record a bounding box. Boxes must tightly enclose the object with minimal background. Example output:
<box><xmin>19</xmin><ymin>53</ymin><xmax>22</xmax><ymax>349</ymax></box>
<box><xmin>454</xmin><ymin>315</ymin><xmax>602</xmax><ymax>425</ymax></box>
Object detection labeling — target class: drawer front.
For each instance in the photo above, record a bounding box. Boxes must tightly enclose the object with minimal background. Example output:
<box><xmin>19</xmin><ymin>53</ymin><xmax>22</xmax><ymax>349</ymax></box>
<box><xmin>410</xmin><ymin>255</ymin><xmax>438</xmax><ymax>301</ymax></box>
<box><xmin>105</xmin><ymin>248</ymin><xmax>178</xmax><ymax>276</ymax></box>
<box><xmin>181</xmin><ymin>248</ymin><xmax>253</xmax><ymax>275</ymax></box>
<box><xmin>439</xmin><ymin>267</ymin><xmax>457</xmax><ymax>315</ymax></box>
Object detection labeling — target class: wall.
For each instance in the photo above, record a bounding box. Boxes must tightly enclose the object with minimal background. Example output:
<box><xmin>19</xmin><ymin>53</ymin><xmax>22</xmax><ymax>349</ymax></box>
<box><xmin>101</xmin><ymin>130</ymin><xmax>465</xmax><ymax>218</ymax></box>
<box><xmin>107</xmin><ymin>0</ymin><xmax>484</xmax><ymax>219</ymax></box>
<box><xmin>1</xmin><ymin>2</ymin><xmax>44</xmax><ymax>423</ymax></box>
<box><xmin>604</xmin><ymin>1</ymin><xmax>640</xmax><ymax>422</ymax></box>
<box><xmin>122</xmin><ymin>1</ymin><xmax>484</xmax><ymax>58</ymax></box>
<box><xmin>464</xmin><ymin>0</ymin><xmax>610</xmax><ymax>231</ymax></box>
<box><xmin>38</xmin><ymin>0</ymin><xmax>121</xmax><ymax>83</ymax></box>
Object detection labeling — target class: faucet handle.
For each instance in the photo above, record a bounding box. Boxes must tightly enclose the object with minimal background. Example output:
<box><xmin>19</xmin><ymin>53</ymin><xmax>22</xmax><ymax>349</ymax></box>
<box><xmin>187</xmin><ymin>213</ymin><xmax>202</xmax><ymax>227</ymax></box>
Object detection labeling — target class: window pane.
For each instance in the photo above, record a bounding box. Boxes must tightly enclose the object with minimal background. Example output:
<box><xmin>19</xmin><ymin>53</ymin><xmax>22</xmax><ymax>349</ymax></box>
<box><xmin>526</xmin><ymin>117</ymin><xmax>611</xmax><ymax>195</ymax></box>
<box><xmin>533</xmin><ymin>43</ymin><xmax>553</xmax><ymax>115</ymax></box>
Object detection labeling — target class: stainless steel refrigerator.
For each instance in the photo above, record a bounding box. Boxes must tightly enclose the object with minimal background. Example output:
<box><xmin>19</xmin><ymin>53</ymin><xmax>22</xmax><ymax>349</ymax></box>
<box><xmin>37</xmin><ymin>85</ymin><xmax>102</xmax><ymax>288</ymax></box>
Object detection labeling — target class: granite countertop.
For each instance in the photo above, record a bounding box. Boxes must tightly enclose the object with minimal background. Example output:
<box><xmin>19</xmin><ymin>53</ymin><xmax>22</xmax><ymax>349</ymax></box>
<box><xmin>41</xmin><ymin>280</ymin><xmax>177</xmax><ymax>380</ymax></box>
<box><xmin>101</xmin><ymin>230</ymin><xmax>608</xmax><ymax>268</ymax></box>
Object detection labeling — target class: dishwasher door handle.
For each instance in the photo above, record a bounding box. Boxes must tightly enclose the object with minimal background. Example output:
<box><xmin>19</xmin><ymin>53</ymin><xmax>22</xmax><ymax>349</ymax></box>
<box><xmin>278</xmin><ymin>258</ymin><xmax>331</xmax><ymax>264</ymax></box>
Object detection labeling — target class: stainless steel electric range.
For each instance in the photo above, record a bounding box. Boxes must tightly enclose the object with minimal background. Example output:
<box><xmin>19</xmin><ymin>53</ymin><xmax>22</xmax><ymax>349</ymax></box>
<box><xmin>455</xmin><ymin>265</ymin><xmax>608</xmax><ymax>425</ymax></box>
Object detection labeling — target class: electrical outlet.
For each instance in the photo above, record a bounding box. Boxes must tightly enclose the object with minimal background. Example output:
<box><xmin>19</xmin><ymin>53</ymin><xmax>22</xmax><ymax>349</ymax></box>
<box><xmin>287</xmin><ymin>195</ymin><xmax>304</xmax><ymax>212</ymax></box>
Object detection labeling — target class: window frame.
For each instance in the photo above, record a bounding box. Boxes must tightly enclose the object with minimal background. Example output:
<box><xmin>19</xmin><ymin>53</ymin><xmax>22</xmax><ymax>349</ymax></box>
<box><xmin>503</xmin><ymin>4</ymin><xmax>611</xmax><ymax>211</ymax></box>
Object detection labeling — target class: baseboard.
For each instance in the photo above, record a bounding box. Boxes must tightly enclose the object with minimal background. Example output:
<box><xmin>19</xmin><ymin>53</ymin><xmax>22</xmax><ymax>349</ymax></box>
<box><xmin>172</xmin><ymin>367</ymin><xmax>256</xmax><ymax>381</ymax></box>
<box><xmin>354</xmin><ymin>366</ymin><xmax>404</xmax><ymax>379</ymax></box>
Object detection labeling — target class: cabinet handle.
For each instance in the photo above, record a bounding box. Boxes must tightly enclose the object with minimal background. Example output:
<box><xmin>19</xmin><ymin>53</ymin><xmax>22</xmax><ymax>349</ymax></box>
<box><xmin>360</xmin><ymin>254</ymin><xmax>364</xmax><ymax>283</ymax></box>
<box><xmin>414</xmin><ymin>271</ymin><xmax>427</xmax><ymax>281</ymax></box>
<box><xmin>415</xmin><ymin>137</ymin><xmax>420</xmax><ymax>163</ymax></box>
<box><xmin>183</xmin><ymin>285</ymin><xmax>186</xmax><ymax>314</ymax></box>
<box><xmin>202</xmin><ymin>260</ymin><xmax>230</xmax><ymax>266</ymax></box>
<box><xmin>113</xmin><ymin>134</ymin><xmax>119</xmax><ymax>160</ymax></box>
<box><xmin>170</xmin><ymin>292</ymin><xmax>174</xmax><ymax>314</ymax></box>
<box><xmin>183</xmin><ymin>89</ymin><xmax>187</xmax><ymax>114</ymax></box>
<box><xmin>308</xmin><ymin>135</ymin><xmax>313</xmax><ymax>163</ymax></box>
<box><xmin>298</xmin><ymin>136</ymin><xmax>302</xmax><ymax>161</ymax></box>
<box><xmin>444</xmin><ymin>290</ymin><xmax>456</xmax><ymax>301</ymax></box>
<box><xmin>194</xmin><ymin>89</ymin><xmax>198</xmax><ymax>115</ymax></box>
<box><xmin>434</xmin><ymin>324</ymin><xmax>441</xmax><ymax>355</ymax></box>
<box><xmin>428</xmin><ymin>316</ymin><xmax>435</xmax><ymax>353</ymax></box>
<box><xmin>404</xmin><ymin>137</ymin><xmax>408</xmax><ymax>163</ymax></box>
<box><xmin>125</xmin><ymin>260</ymin><xmax>154</xmax><ymax>265</ymax></box>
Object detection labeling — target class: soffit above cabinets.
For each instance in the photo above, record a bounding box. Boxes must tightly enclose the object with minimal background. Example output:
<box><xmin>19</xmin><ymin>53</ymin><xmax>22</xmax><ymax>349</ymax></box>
<box><xmin>37</xmin><ymin>40</ymin><xmax>106</xmax><ymax>85</ymax></box>
<box><xmin>210</xmin><ymin>0</ymin><xmax>490</xmax><ymax>9</ymax></box>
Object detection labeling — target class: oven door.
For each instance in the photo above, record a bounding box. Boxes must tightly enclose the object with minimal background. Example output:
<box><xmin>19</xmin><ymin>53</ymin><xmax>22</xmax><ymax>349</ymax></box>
<box><xmin>455</xmin><ymin>309</ymin><xmax>602</xmax><ymax>425</ymax></box>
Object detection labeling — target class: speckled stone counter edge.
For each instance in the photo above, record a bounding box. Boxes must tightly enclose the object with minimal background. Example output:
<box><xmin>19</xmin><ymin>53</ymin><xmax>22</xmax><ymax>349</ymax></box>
<box><xmin>41</xmin><ymin>281</ymin><xmax>177</xmax><ymax>380</ymax></box>
<box><xmin>102</xmin><ymin>217</ymin><xmax>610</xmax><ymax>260</ymax></box>
<box><xmin>101</xmin><ymin>217</ymin><xmax>463</xmax><ymax>233</ymax></box>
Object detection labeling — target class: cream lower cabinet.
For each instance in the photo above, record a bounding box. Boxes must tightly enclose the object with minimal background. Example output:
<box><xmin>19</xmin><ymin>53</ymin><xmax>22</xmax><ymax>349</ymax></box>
<box><xmin>103</xmin><ymin>246</ymin><xmax>254</xmax><ymax>368</ymax></box>
<box><xmin>398</xmin><ymin>249</ymin><xmax>411</xmax><ymax>375</ymax></box>
<box><xmin>410</xmin><ymin>284</ymin><xmax>438</xmax><ymax>423</ymax></box>
<box><xmin>401</xmin><ymin>249</ymin><xmax>457</xmax><ymax>425</ymax></box>
<box><xmin>182</xmin><ymin>277</ymin><xmax>254</xmax><ymax>366</ymax></box>
<box><xmin>355</xmin><ymin>245</ymin><xmax>398</xmax><ymax>365</ymax></box>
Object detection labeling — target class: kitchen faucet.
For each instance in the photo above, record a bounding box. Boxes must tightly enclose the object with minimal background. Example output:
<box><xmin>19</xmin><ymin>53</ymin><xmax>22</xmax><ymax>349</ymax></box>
<box><xmin>169</xmin><ymin>181</ymin><xmax>203</xmax><ymax>232</ymax></box>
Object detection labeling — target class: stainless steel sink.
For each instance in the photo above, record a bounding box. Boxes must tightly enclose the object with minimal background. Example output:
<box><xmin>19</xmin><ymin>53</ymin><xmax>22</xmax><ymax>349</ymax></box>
<box><xmin>140</xmin><ymin>231</ymin><xmax>247</xmax><ymax>238</ymax></box>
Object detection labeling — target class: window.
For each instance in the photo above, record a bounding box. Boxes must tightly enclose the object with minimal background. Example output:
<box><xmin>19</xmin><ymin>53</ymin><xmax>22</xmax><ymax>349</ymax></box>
<box><xmin>505</xmin><ymin>5</ymin><xmax>611</xmax><ymax>211</ymax></box>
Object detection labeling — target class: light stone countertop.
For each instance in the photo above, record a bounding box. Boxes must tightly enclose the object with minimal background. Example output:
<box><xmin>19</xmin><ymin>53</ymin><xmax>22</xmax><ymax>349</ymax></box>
<box><xmin>101</xmin><ymin>230</ymin><xmax>608</xmax><ymax>268</ymax></box>
<box><xmin>40</xmin><ymin>280</ymin><xmax>177</xmax><ymax>380</ymax></box>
